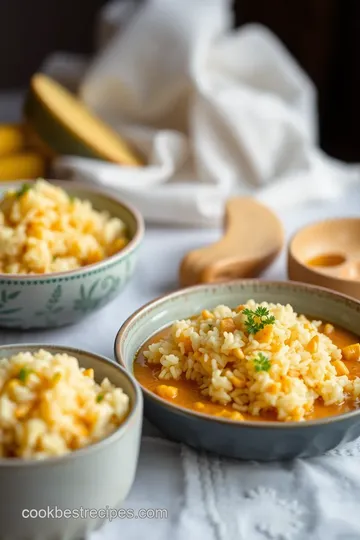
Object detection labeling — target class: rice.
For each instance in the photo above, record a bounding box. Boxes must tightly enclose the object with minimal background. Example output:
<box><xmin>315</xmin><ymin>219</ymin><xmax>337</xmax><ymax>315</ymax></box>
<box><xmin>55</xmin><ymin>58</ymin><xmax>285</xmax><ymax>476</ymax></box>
<box><xmin>0</xmin><ymin>350</ymin><xmax>129</xmax><ymax>459</ymax></box>
<box><xmin>144</xmin><ymin>301</ymin><xmax>360</xmax><ymax>421</ymax></box>
<box><xmin>0</xmin><ymin>180</ymin><xmax>129</xmax><ymax>274</ymax></box>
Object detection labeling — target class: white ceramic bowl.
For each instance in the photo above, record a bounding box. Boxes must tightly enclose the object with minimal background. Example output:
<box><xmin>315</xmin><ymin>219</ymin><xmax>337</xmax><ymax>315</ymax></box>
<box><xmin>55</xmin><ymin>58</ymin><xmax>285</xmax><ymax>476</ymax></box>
<box><xmin>0</xmin><ymin>344</ymin><xmax>143</xmax><ymax>540</ymax></box>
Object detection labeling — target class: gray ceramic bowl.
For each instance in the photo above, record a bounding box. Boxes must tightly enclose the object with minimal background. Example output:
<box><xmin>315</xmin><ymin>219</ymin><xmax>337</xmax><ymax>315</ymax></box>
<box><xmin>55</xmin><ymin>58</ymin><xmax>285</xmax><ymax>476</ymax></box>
<box><xmin>0</xmin><ymin>181</ymin><xmax>144</xmax><ymax>329</ymax></box>
<box><xmin>115</xmin><ymin>280</ymin><xmax>360</xmax><ymax>461</ymax></box>
<box><xmin>0</xmin><ymin>344</ymin><xmax>142</xmax><ymax>540</ymax></box>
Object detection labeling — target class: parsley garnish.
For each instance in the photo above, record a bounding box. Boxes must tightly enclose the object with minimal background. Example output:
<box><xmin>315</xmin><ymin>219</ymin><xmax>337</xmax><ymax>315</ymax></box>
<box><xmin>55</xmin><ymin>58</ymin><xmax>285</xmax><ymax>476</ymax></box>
<box><xmin>52</xmin><ymin>372</ymin><xmax>62</xmax><ymax>383</ymax></box>
<box><xmin>96</xmin><ymin>394</ymin><xmax>104</xmax><ymax>403</ymax></box>
<box><xmin>253</xmin><ymin>353</ymin><xmax>271</xmax><ymax>372</ymax></box>
<box><xmin>15</xmin><ymin>183</ymin><xmax>31</xmax><ymax>198</ymax></box>
<box><xmin>243</xmin><ymin>306</ymin><xmax>275</xmax><ymax>335</ymax></box>
<box><xmin>68</xmin><ymin>194</ymin><xmax>75</xmax><ymax>202</ymax></box>
<box><xmin>18</xmin><ymin>367</ymin><xmax>32</xmax><ymax>383</ymax></box>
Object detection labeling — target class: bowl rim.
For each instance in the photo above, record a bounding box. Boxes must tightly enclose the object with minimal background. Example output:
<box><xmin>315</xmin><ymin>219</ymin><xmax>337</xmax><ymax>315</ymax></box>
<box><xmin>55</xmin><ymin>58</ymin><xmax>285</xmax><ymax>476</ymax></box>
<box><xmin>288</xmin><ymin>217</ymin><xmax>360</xmax><ymax>285</ymax></box>
<box><xmin>115</xmin><ymin>278</ymin><xmax>360</xmax><ymax>429</ymax></box>
<box><xmin>0</xmin><ymin>180</ymin><xmax>145</xmax><ymax>281</ymax></box>
<box><xmin>0</xmin><ymin>343</ymin><xmax>143</xmax><ymax>467</ymax></box>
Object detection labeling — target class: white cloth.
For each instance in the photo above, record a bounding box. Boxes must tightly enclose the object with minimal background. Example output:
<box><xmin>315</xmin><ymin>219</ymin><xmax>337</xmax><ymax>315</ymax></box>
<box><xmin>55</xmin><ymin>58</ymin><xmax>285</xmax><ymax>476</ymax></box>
<box><xmin>47</xmin><ymin>0</ymin><xmax>360</xmax><ymax>226</ymax></box>
<box><xmin>91</xmin><ymin>437</ymin><xmax>360</xmax><ymax>540</ymax></box>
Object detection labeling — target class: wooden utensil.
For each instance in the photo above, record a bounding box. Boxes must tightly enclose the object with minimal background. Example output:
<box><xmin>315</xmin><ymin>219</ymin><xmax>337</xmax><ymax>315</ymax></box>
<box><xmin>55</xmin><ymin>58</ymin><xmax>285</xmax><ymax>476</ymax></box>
<box><xmin>179</xmin><ymin>197</ymin><xmax>284</xmax><ymax>286</ymax></box>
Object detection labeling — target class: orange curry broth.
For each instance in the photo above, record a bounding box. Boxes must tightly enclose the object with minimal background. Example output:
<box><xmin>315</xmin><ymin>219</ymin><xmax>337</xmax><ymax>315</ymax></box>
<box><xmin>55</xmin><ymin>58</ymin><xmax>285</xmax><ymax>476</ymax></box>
<box><xmin>133</xmin><ymin>322</ymin><xmax>360</xmax><ymax>422</ymax></box>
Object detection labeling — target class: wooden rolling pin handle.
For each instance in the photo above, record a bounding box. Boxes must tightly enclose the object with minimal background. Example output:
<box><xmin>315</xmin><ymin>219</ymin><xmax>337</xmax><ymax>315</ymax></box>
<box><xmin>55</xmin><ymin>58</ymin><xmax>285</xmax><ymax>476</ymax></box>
<box><xmin>200</xmin><ymin>255</ymin><xmax>276</xmax><ymax>284</ymax></box>
<box><xmin>179</xmin><ymin>197</ymin><xmax>283</xmax><ymax>287</ymax></box>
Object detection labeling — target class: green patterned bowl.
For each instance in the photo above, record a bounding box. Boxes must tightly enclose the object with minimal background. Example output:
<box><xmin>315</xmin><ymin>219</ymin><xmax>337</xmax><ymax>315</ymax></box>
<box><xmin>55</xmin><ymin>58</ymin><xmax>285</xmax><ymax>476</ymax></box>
<box><xmin>0</xmin><ymin>181</ymin><xmax>144</xmax><ymax>329</ymax></box>
<box><xmin>115</xmin><ymin>280</ymin><xmax>360</xmax><ymax>460</ymax></box>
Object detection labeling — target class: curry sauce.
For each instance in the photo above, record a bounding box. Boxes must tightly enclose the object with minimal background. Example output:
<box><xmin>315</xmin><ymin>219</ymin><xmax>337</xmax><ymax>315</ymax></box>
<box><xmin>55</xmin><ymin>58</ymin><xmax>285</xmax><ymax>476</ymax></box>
<box><xmin>134</xmin><ymin>322</ymin><xmax>360</xmax><ymax>422</ymax></box>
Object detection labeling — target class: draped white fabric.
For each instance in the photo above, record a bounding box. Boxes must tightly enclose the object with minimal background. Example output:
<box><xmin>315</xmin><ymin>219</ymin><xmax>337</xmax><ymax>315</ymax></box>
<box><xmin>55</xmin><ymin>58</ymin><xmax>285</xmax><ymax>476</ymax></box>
<box><xmin>48</xmin><ymin>0</ymin><xmax>360</xmax><ymax>226</ymax></box>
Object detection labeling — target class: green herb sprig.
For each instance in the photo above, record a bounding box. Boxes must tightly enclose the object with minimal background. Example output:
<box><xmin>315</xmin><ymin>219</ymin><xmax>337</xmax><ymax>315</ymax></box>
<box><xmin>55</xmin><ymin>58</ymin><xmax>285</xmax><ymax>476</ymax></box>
<box><xmin>96</xmin><ymin>393</ymin><xmax>105</xmax><ymax>403</ymax></box>
<box><xmin>253</xmin><ymin>353</ymin><xmax>271</xmax><ymax>372</ymax></box>
<box><xmin>18</xmin><ymin>367</ymin><xmax>33</xmax><ymax>383</ymax></box>
<box><xmin>243</xmin><ymin>306</ymin><xmax>275</xmax><ymax>335</ymax></box>
<box><xmin>15</xmin><ymin>184</ymin><xmax>31</xmax><ymax>198</ymax></box>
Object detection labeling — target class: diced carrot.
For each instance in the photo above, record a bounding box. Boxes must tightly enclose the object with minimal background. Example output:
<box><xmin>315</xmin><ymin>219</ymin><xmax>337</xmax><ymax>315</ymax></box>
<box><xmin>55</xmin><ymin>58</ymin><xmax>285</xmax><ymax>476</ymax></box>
<box><xmin>255</xmin><ymin>325</ymin><xmax>273</xmax><ymax>343</ymax></box>
<box><xmin>306</xmin><ymin>335</ymin><xmax>319</xmax><ymax>354</ymax></box>
<box><xmin>155</xmin><ymin>385</ymin><xmax>178</xmax><ymax>399</ymax></box>
<box><xmin>220</xmin><ymin>318</ymin><xmax>236</xmax><ymax>333</ymax></box>
<box><xmin>333</xmin><ymin>359</ymin><xmax>349</xmax><ymax>376</ymax></box>
<box><xmin>342</xmin><ymin>343</ymin><xmax>360</xmax><ymax>362</ymax></box>
<box><xmin>201</xmin><ymin>310</ymin><xmax>214</xmax><ymax>319</ymax></box>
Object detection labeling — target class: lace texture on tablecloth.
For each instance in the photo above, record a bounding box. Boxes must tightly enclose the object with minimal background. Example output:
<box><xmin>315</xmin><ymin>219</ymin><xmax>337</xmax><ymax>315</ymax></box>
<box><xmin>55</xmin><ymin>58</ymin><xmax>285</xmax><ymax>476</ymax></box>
<box><xmin>179</xmin><ymin>438</ymin><xmax>360</xmax><ymax>540</ymax></box>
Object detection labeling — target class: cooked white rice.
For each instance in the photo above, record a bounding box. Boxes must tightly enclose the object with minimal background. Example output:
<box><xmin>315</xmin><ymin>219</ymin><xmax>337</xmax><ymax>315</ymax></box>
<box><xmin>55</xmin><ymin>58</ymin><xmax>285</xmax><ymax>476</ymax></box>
<box><xmin>0</xmin><ymin>350</ymin><xmax>129</xmax><ymax>459</ymax></box>
<box><xmin>0</xmin><ymin>179</ymin><xmax>128</xmax><ymax>274</ymax></box>
<box><xmin>144</xmin><ymin>301</ymin><xmax>360</xmax><ymax>421</ymax></box>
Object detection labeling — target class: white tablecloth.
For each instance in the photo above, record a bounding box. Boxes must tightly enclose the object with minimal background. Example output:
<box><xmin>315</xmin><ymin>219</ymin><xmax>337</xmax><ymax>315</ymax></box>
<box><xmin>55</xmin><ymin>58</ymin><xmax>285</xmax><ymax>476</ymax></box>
<box><xmin>2</xmin><ymin>191</ymin><xmax>360</xmax><ymax>539</ymax></box>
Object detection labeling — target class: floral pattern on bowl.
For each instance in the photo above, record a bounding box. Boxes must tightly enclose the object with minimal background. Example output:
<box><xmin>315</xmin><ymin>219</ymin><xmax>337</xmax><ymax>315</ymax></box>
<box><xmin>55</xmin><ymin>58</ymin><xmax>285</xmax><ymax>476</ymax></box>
<box><xmin>0</xmin><ymin>182</ymin><xmax>143</xmax><ymax>329</ymax></box>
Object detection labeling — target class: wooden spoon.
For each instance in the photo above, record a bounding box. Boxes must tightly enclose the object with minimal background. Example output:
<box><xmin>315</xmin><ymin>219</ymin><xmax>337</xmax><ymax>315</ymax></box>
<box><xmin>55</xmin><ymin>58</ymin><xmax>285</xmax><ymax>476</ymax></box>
<box><xmin>179</xmin><ymin>197</ymin><xmax>284</xmax><ymax>287</ymax></box>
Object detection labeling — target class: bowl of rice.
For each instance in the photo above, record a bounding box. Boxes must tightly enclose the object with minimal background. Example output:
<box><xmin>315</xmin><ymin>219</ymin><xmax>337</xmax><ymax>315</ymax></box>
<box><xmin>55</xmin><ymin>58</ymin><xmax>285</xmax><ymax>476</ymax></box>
<box><xmin>0</xmin><ymin>179</ymin><xmax>144</xmax><ymax>329</ymax></box>
<box><xmin>115</xmin><ymin>280</ymin><xmax>360</xmax><ymax>460</ymax></box>
<box><xmin>0</xmin><ymin>344</ymin><xmax>142</xmax><ymax>540</ymax></box>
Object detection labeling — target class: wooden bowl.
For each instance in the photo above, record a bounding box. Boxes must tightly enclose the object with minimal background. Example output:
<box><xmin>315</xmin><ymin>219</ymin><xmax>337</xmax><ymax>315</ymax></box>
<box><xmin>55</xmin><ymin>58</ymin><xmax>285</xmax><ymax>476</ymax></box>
<box><xmin>288</xmin><ymin>218</ymin><xmax>360</xmax><ymax>299</ymax></box>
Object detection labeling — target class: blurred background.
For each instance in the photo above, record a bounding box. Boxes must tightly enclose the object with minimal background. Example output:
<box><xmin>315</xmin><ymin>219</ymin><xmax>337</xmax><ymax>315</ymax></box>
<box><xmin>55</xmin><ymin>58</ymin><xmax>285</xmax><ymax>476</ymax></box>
<box><xmin>0</xmin><ymin>0</ymin><xmax>359</xmax><ymax>161</ymax></box>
